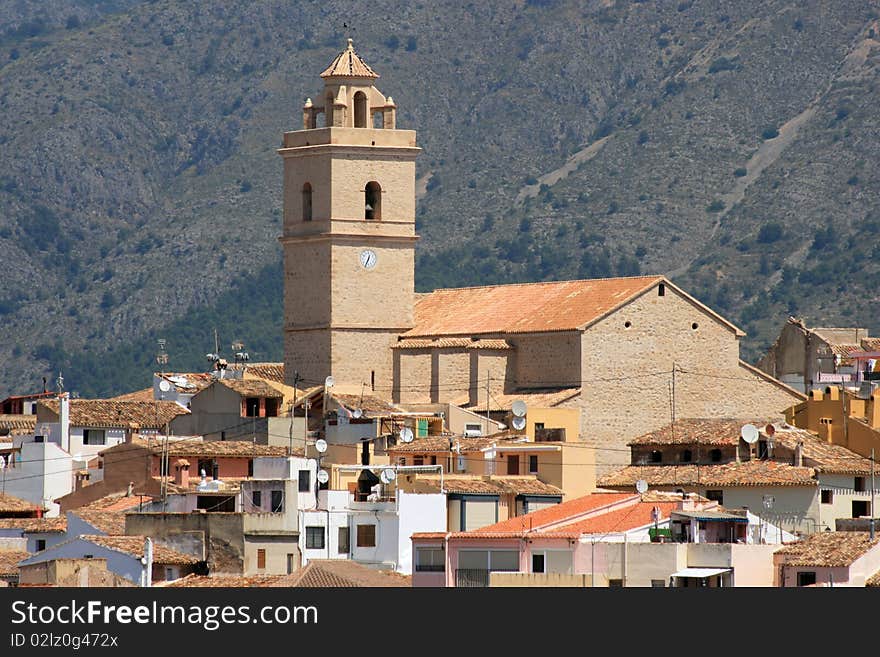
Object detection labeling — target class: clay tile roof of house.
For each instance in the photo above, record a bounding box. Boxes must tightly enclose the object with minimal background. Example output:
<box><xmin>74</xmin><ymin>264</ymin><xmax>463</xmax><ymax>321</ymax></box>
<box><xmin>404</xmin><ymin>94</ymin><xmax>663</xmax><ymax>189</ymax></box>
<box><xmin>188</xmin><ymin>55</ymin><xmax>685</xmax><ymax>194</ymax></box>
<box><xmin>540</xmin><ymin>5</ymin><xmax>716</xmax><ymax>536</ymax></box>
<box><xmin>0</xmin><ymin>517</ymin><xmax>67</xmax><ymax>533</ymax></box>
<box><xmin>861</xmin><ymin>338</ymin><xmax>880</xmax><ymax>351</ymax></box>
<box><xmin>387</xmin><ymin>433</ymin><xmax>525</xmax><ymax>453</ymax></box>
<box><xmin>597</xmin><ymin>461</ymin><xmax>817</xmax><ymax>488</ymax></box>
<box><xmin>216</xmin><ymin>379</ymin><xmax>283</xmax><ymax>398</ymax></box>
<box><xmin>456</xmin><ymin>387</ymin><xmax>581</xmax><ymax>412</ymax></box>
<box><xmin>156</xmin><ymin>373</ymin><xmax>216</xmax><ymax>394</ymax></box>
<box><xmin>0</xmin><ymin>413</ymin><xmax>36</xmax><ymax>436</ymax></box>
<box><xmin>770</xmin><ymin>426</ymin><xmax>873</xmax><ymax>475</ymax></box>
<box><xmin>477</xmin><ymin>492</ymin><xmax>638</xmax><ymax>533</ymax></box>
<box><xmin>0</xmin><ymin>550</ymin><xmax>29</xmax><ymax>576</ymax></box>
<box><xmin>39</xmin><ymin>399</ymin><xmax>190</xmax><ymax>429</ymax></box>
<box><xmin>628</xmin><ymin>418</ymin><xmax>771</xmax><ymax>446</ymax></box>
<box><xmin>434</xmin><ymin>478</ymin><xmax>511</xmax><ymax>495</ymax></box>
<box><xmin>0</xmin><ymin>493</ymin><xmax>41</xmax><ymax>514</ymax></box>
<box><xmin>492</xmin><ymin>477</ymin><xmax>564</xmax><ymax>496</ymax></box>
<box><xmin>163</xmin><ymin>574</ymin><xmax>285</xmax><ymax>587</ymax></box>
<box><xmin>331</xmin><ymin>392</ymin><xmax>399</xmax><ymax>416</ymax></box>
<box><xmin>108</xmin><ymin>388</ymin><xmax>155</xmax><ymax>402</ymax></box>
<box><xmin>559</xmin><ymin>500</ymin><xmax>681</xmax><ymax>535</ymax></box>
<box><xmin>242</xmin><ymin>363</ymin><xmax>286</xmax><ymax>385</ymax></box>
<box><xmin>277</xmin><ymin>560</ymin><xmax>411</xmax><ymax>587</ymax></box>
<box><xmin>867</xmin><ymin>571</ymin><xmax>880</xmax><ymax>587</ymax></box>
<box><xmin>129</xmin><ymin>437</ymin><xmax>295</xmax><ymax>458</ymax></box>
<box><xmin>405</xmin><ymin>276</ymin><xmax>669</xmax><ymax>337</ymax></box>
<box><xmin>82</xmin><ymin>535</ymin><xmax>199</xmax><ymax>565</ymax></box>
<box><xmin>775</xmin><ymin>532</ymin><xmax>880</xmax><ymax>567</ymax></box>
<box><xmin>393</xmin><ymin>338</ymin><xmax>514</xmax><ymax>350</ymax></box>
<box><xmin>70</xmin><ymin>509</ymin><xmax>127</xmax><ymax>536</ymax></box>
<box><xmin>320</xmin><ymin>39</ymin><xmax>379</xmax><ymax>79</ymax></box>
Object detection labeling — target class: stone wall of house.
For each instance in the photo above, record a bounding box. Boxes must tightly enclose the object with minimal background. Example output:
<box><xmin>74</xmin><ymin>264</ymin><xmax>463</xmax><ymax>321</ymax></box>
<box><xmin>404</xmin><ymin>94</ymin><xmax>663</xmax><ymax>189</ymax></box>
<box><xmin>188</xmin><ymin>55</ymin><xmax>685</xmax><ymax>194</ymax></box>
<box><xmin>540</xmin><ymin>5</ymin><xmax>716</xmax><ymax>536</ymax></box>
<box><xmin>513</xmin><ymin>332</ymin><xmax>581</xmax><ymax>389</ymax></box>
<box><xmin>579</xmin><ymin>285</ymin><xmax>803</xmax><ymax>476</ymax></box>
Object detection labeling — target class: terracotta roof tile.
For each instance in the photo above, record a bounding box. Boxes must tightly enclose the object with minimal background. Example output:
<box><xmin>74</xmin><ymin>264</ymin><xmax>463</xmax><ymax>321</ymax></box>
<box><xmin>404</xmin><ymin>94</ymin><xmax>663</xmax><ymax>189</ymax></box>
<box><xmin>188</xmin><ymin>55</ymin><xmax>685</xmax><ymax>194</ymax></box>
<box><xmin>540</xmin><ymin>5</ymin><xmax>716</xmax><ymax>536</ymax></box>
<box><xmin>561</xmin><ymin>501</ymin><xmax>680</xmax><ymax>534</ymax></box>
<box><xmin>216</xmin><ymin>379</ymin><xmax>283</xmax><ymax>398</ymax></box>
<box><xmin>867</xmin><ymin>571</ymin><xmax>880</xmax><ymax>587</ymax></box>
<box><xmin>0</xmin><ymin>493</ymin><xmax>41</xmax><ymax>514</ymax></box>
<box><xmin>164</xmin><ymin>574</ymin><xmax>284</xmax><ymax>587</ymax></box>
<box><xmin>0</xmin><ymin>550</ymin><xmax>29</xmax><ymax>576</ymax></box>
<box><xmin>0</xmin><ymin>414</ymin><xmax>36</xmax><ymax>436</ymax></box>
<box><xmin>0</xmin><ymin>517</ymin><xmax>67</xmax><ymax>533</ymax></box>
<box><xmin>109</xmin><ymin>388</ymin><xmax>155</xmax><ymax>402</ymax></box>
<box><xmin>242</xmin><ymin>363</ymin><xmax>286</xmax><ymax>385</ymax></box>
<box><xmin>775</xmin><ymin>532</ymin><xmax>880</xmax><ymax>567</ymax></box>
<box><xmin>405</xmin><ymin>276</ymin><xmax>663</xmax><ymax>337</ymax></box>
<box><xmin>388</xmin><ymin>433</ymin><xmax>525</xmax><ymax>453</ymax></box>
<box><xmin>771</xmin><ymin>427</ymin><xmax>874</xmax><ymax>475</ymax></box>
<box><xmin>70</xmin><ymin>509</ymin><xmax>127</xmax><ymax>535</ymax></box>
<box><xmin>393</xmin><ymin>338</ymin><xmax>513</xmax><ymax>350</ymax></box>
<box><xmin>156</xmin><ymin>373</ymin><xmax>216</xmax><ymax>394</ymax></box>
<box><xmin>598</xmin><ymin>461</ymin><xmax>817</xmax><ymax>488</ymax></box>
<box><xmin>79</xmin><ymin>493</ymin><xmax>147</xmax><ymax>513</ymax></box>
<box><xmin>331</xmin><ymin>392</ymin><xmax>399</xmax><ymax>416</ymax></box>
<box><xmin>82</xmin><ymin>535</ymin><xmax>199</xmax><ymax>565</ymax></box>
<box><xmin>455</xmin><ymin>388</ymin><xmax>581</xmax><ymax>412</ymax></box>
<box><xmin>434</xmin><ymin>478</ymin><xmax>511</xmax><ymax>495</ymax></box>
<box><xmin>39</xmin><ymin>399</ymin><xmax>189</xmax><ymax>429</ymax></box>
<box><xmin>127</xmin><ymin>437</ymin><xmax>296</xmax><ymax>458</ymax></box>
<box><xmin>477</xmin><ymin>492</ymin><xmax>638</xmax><ymax>533</ymax></box>
<box><xmin>279</xmin><ymin>560</ymin><xmax>410</xmax><ymax>587</ymax></box>
<box><xmin>320</xmin><ymin>39</ymin><xmax>379</xmax><ymax>79</ymax></box>
<box><xmin>628</xmin><ymin>418</ymin><xmax>770</xmax><ymax>446</ymax></box>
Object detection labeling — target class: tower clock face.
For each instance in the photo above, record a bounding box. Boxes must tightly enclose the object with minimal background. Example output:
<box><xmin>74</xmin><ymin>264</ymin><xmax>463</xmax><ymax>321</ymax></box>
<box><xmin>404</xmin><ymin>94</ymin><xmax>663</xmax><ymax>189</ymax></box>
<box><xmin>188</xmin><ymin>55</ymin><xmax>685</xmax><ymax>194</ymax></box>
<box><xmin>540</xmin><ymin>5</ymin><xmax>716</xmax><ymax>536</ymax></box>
<box><xmin>359</xmin><ymin>249</ymin><xmax>377</xmax><ymax>270</ymax></box>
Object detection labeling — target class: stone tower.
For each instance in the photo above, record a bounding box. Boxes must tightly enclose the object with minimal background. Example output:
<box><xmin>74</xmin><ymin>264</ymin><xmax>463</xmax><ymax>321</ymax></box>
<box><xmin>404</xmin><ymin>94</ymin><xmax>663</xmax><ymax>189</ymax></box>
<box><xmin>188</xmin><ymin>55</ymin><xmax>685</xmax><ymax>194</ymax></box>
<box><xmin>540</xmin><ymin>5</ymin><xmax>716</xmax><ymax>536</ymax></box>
<box><xmin>279</xmin><ymin>39</ymin><xmax>420</xmax><ymax>393</ymax></box>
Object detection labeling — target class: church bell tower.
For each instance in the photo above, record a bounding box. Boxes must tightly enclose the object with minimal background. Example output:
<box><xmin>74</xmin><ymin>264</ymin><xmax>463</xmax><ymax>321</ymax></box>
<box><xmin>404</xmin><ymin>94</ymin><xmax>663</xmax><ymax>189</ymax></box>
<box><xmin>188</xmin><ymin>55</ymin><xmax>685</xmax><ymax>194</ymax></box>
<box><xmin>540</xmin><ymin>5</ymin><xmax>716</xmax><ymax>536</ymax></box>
<box><xmin>279</xmin><ymin>39</ymin><xmax>419</xmax><ymax>393</ymax></box>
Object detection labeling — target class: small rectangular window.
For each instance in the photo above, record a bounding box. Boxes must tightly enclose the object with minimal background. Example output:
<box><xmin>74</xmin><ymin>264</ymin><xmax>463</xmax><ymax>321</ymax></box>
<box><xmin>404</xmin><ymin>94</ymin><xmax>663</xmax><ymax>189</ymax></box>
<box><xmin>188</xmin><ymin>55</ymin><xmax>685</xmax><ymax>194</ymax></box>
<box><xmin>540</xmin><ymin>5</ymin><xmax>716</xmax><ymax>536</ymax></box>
<box><xmin>338</xmin><ymin>527</ymin><xmax>350</xmax><ymax>554</ymax></box>
<box><xmin>821</xmin><ymin>489</ymin><xmax>833</xmax><ymax>504</ymax></box>
<box><xmin>855</xmin><ymin>477</ymin><xmax>866</xmax><ymax>493</ymax></box>
<box><xmin>298</xmin><ymin>470</ymin><xmax>311</xmax><ymax>493</ymax></box>
<box><xmin>797</xmin><ymin>571</ymin><xmax>816</xmax><ymax>587</ymax></box>
<box><xmin>415</xmin><ymin>547</ymin><xmax>445</xmax><ymax>572</ymax></box>
<box><xmin>705</xmin><ymin>490</ymin><xmax>724</xmax><ymax>504</ymax></box>
<box><xmin>251</xmin><ymin>490</ymin><xmax>262</xmax><ymax>509</ymax></box>
<box><xmin>608</xmin><ymin>579</ymin><xmax>623</xmax><ymax>587</ymax></box>
<box><xmin>271</xmin><ymin>490</ymin><xmax>284</xmax><ymax>513</ymax></box>
<box><xmin>528</xmin><ymin>455</ymin><xmax>539</xmax><ymax>474</ymax></box>
<box><xmin>356</xmin><ymin>524</ymin><xmax>376</xmax><ymax>548</ymax></box>
<box><xmin>532</xmin><ymin>553</ymin><xmax>545</xmax><ymax>574</ymax></box>
<box><xmin>651</xmin><ymin>579</ymin><xmax>666</xmax><ymax>588</ymax></box>
<box><xmin>413</xmin><ymin>455</ymin><xmax>424</xmax><ymax>466</ymax></box>
<box><xmin>35</xmin><ymin>539</ymin><xmax>46</xmax><ymax>552</ymax></box>
<box><xmin>257</xmin><ymin>549</ymin><xmax>266</xmax><ymax>569</ymax></box>
<box><xmin>306</xmin><ymin>526</ymin><xmax>325</xmax><ymax>550</ymax></box>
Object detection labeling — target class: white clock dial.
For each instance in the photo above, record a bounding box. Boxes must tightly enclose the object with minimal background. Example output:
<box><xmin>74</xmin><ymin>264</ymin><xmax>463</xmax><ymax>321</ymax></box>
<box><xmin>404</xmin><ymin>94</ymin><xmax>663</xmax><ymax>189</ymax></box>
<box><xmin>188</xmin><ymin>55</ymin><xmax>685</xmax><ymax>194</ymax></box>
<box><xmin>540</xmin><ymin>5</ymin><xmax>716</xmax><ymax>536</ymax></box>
<box><xmin>359</xmin><ymin>249</ymin><xmax>377</xmax><ymax>269</ymax></box>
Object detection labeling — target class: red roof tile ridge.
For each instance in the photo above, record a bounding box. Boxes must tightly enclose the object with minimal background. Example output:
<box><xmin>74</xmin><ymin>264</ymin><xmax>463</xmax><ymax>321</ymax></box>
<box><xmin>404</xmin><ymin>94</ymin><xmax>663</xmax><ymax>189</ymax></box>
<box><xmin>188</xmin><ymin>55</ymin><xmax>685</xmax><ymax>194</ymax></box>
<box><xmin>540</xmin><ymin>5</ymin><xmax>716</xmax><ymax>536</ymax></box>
<box><xmin>426</xmin><ymin>275</ymin><xmax>664</xmax><ymax>293</ymax></box>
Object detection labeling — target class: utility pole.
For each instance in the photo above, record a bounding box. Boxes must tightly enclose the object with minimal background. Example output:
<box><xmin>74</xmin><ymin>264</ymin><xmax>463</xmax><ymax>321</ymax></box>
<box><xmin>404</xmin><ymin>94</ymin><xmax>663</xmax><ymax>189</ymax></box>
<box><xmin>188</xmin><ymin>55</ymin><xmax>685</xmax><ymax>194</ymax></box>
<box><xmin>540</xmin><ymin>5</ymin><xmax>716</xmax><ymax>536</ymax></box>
<box><xmin>304</xmin><ymin>398</ymin><xmax>310</xmax><ymax>458</ymax></box>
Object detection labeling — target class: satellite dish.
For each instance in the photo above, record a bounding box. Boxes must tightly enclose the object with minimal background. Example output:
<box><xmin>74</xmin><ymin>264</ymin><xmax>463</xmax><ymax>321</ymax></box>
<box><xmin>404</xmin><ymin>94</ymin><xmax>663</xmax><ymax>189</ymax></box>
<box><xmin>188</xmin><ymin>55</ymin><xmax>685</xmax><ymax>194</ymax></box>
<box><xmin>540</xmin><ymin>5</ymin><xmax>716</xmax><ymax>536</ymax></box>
<box><xmin>511</xmin><ymin>400</ymin><xmax>527</xmax><ymax>418</ymax></box>
<box><xmin>383</xmin><ymin>468</ymin><xmax>396</xmax><ymax>481</ymax></box>
<box><xmin>158</xmin><ymin>380</ymin><xmax>171</xmax><ymax>393</ymax></box>
<box><xmin>200</xmin><ymin>469</ymin><xmax>206</xmax><ymax>477</ymax></box>
<box><xmin>380</xmin><ymin>470</ymin><xmax>390</xmax><ymax>484</ymax></box>
<box><xmin>512</xmin><ymin>416</ymin><xmax>527</xmax><ymax>431</ymax></box>
<box><xmin>317</xmin><ymin>469</ymin><xmax>329</xmax><ymax>485</ymax></box>
<box><xmin>399</xmin><ymin>427</ymin><xmax>414</xmax><ymax>444</ymax></box>
<box><xmin>635</xmin><ymin>479</ymin><xmax>648</xmax><ymax>494</ymax></box>
<box><xmin>352</xmin><ymin>408</ymin><xmax>363</xmax><ymax>419</ymax></box>
<box><xmin>314</xmin><ymin>438</ymin><xmax>328</xmax><ymax>454</ymax></box>
<box><xmin>764</xmin><ymin>423</ymin><xmax>776</xmax><ymax>438</ymax></box>
<box><xmin>324</xmin><ymin>376</ymin><xmax>335</xmax><ymax>389</ymax></box>
<box><xmin>741</xmin><ymin>424</ymin><xmax>759</xmax><ymax>444</ymax></box>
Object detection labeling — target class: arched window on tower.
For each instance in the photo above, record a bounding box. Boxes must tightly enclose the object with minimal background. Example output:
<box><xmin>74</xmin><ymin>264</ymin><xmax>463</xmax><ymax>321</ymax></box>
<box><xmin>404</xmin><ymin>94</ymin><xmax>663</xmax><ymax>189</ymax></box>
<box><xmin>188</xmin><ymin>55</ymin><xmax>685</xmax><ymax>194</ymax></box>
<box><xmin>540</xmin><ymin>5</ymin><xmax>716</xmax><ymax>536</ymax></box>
<box><xmin>354</xmin><ymin>91</ymin><xmax>368</xmax><ymax>128</ymax></box>
<box><xmin>302</xmin><ymin>183</ymin><xmax>312</xmax><ymax>222</ymax></box>
<box><xmin>365</xmin><ymin>181</ymin><xmax>381</xmax><ymax>220</ymax></box>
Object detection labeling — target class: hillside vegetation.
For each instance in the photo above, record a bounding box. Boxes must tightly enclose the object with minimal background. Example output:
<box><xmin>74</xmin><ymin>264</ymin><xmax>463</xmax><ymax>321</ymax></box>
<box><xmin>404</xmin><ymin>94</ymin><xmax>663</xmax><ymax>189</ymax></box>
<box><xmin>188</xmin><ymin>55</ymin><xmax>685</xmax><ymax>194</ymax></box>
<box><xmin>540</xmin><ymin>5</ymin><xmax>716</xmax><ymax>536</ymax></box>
<box><xmin>0</xmin><ymin>0</ymin><xmax>878</xmax><ymax>397</ymax></box>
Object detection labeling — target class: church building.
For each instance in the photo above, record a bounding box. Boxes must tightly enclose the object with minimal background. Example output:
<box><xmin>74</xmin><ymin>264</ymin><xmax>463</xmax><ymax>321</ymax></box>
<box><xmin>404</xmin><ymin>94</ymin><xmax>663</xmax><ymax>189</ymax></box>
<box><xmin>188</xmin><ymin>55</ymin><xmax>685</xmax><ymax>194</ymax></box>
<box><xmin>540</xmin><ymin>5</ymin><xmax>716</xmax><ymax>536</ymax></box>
<box><xmin>279</xmin><ymin>41</ymin><xmax>805</xmax><ymax>475</ymax></box>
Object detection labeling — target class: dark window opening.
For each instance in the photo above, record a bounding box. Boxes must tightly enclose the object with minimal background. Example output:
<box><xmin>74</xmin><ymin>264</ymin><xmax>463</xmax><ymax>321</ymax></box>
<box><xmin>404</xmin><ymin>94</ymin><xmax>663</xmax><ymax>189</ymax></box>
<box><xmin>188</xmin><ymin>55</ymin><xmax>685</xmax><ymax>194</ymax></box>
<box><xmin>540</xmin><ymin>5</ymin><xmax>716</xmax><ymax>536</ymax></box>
<box><xmin>245</xmin><ymin>397</ymin><xmax>260</xmax><ymax>417</ymax></box>
<box><xmin>306</xmin><ymin>526</ymin><xmax>325</xmax><ymax>550</ymax></box>
<box><xmin>758</xmin><ymin>440</ymin><xmax>769</xmax><ymax>459</ymax></box>
<box><xmin>413</xmin><ymin>456</ymin><xmax>424</xmax><ymax>466</ymax></box>
<box><xmin>197</xmin><ymin>459</ymin><xmax>216</xmax><ymax>479</ymax></box>
<box><xmin>252</xmin><ymin>490</ymin><xmax>262</xmax><ymax>509</ymax></box>
<box><xmin>710</xmin><ymin>449</ymin><xmax>722</xmax><ymax>463</ymax></box>
<box><xmin>853</xmin><ymin>500</ymin><xmax>870</xmax><ymax>518</ymax></box>
<box><xmin>429</xmin><ymin>455</ymin><xmax>437</xmax><ymax>466</ymax></box>
<box><xmin>705</xmin><ymin>490</ymin><xmax>723</xmax><ymax>504</ymax></box>
<box><xmin>265</xmin><ymin>398</ymin><xmax>279</xmax><ymax>417</ymax></box>
<box><xmin>35</xmin><ymin>539</ymin><xmax>46</xmax><ymax>552</ymax></box>
<box><xmin>298</xmin><ymin>470</ymin><xmax>311</xmax><ymax>493</ymax></box>
<box><xmin>855</xmin><ymin>477</ymin><xmax>866</xmax><ymax>492</ymax></box>
<box><xmin>681</xmin><ymin>449</ymin><xmax>693</xmax><ymax>463</ymax></box>
<box><xmin>361</xmin><ymin>441</ymin><xmax>370</xmax><ymax>466</ymax></box>
<box><xmin>658</xmin><ymin>283</ymin><xmax>665</xmax><ymax>296</ymax></box>
<box><xmin>532</xmin><ymin>553</ymin><xmax>545</xmax><ymax>574</ymax></box>
<box><xmin>371</xmin><ymin>370</ymin><xmax>375</xmax><ymax>391</ymax></box>
<box><xmin>354</xmin><ymin>91</ymin><xmax>368</xmax><ymax>128</ymax></box>
<box><xmin>338</xmin><ymin>527</ymin><xmax>350</xmax><ymax>554</ymax></box>
<box><xmin>83</xmin><ymin>429</ymin><xmax>106</xmax><ymax>446</ymax></box>
<box><xmin>271</xmin><ymin>490</ymin><xmax>284</xmax><ymax>513</ymax></box>
<box><xmin>365</xmin><ymin>181</ymin><xmax>381</xmax><ymax>220</ymax></box>
<box><xmin>357</xmin><ymin>524</ymin><xmax>376</xmax><ymax>547</ymax></box>
<box><xmin>507</xmin><ymin>455</ymin><xmax>520</xmax><ymax>475</ymax></box>
<box><xmin>797</xmin><ymin>571</ymin><xmax>816</xmax><ymax>587</ymax></box>
<box><xmin>302</xmin><ymin>182</ymin><xmax>312</xmax><ymax>221</ymax></box>
<box><xmin>247</xmin><ymin>459</ymin><xmax>254</xmax><ymax>477</ymax></box>
<box><xmin>821</xmin><ymin>489</ymin><xmax>833</xmax><ymax>504</ymax></box>
<box><xmin>529</xmin><ymin>455</ymin><xmax>539</xmax><ymax>474</ymax></box>
<box><xmin>650</xmin><ymin>450</ymin><xmax>662</xmax><ymax>463</ymax></box>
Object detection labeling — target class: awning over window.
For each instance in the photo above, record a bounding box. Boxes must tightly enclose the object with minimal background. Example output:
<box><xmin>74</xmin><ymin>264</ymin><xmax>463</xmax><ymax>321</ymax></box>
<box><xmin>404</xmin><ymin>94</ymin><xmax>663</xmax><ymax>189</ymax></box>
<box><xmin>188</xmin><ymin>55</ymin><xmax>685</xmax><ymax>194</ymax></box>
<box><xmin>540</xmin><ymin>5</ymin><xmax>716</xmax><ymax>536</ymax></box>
<box><xmin>670</xmin><ymin>567</ymin><xmax>731</xmax><ymax>579</ymax></box>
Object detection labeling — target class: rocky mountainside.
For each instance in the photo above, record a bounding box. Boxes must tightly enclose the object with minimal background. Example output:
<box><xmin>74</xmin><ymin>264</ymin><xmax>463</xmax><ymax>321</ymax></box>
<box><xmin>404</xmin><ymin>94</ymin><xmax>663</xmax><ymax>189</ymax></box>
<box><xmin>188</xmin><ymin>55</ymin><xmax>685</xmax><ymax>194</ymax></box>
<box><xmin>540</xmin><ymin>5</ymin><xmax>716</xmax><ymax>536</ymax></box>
<box><xmin>0</xmin><ymin>0</ymin><xmax>878</xmax><ymax>397</ymax></box>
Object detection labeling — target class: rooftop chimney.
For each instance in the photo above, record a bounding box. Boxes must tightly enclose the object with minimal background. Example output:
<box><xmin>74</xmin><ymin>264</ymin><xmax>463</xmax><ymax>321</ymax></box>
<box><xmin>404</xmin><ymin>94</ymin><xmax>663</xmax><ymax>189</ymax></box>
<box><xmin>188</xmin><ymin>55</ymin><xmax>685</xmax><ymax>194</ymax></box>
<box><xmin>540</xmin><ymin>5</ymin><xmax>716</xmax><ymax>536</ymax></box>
<box><xmin>174</xmin><ymin>459</ymin><xmax>190</xmax><ymax>488</ymax></box>
<box><xmin>59</xmin><ymin>392</ymin><xmax>70</xmax><ymax>452</ymax></box>
<box><xmin>794</xmin><ymin>441</ymin><xmax>803</xmax><ymax>468</ymax></box>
